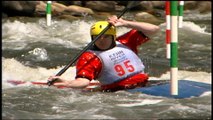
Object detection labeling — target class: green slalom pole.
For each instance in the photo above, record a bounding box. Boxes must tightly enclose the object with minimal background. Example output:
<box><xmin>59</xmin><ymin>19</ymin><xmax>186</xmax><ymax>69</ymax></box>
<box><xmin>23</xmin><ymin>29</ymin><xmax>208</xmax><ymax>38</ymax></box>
<box><xmin>170</xmin><ymin>1</ymin><xmax>178</xmax><ymax>95</ymax></box>
<box><xmin>178</xmin><ymin>1</ymin><xmax>184</xmax><ymax>28</ymax></box>
<box><xmin>46</xmin><ymin>1</ymin><xmax>52</xmax><ymax>26</ymax></box>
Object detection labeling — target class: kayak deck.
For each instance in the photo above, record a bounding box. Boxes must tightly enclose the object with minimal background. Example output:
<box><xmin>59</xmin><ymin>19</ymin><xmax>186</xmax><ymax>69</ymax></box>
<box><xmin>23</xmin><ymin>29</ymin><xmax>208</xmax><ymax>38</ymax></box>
<box><xmin>128</xmin><ymin>80</ymin><xmax>211</xmax><ymax>98</ymax></box>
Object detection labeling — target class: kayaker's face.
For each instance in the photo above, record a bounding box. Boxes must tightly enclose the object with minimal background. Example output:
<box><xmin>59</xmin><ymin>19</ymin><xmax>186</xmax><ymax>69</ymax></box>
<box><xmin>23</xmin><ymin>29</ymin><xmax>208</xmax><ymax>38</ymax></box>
<box><xmin>93</xmin><ymin>35</ymin><xmax>114</xmax><ymax>50</ymax></box>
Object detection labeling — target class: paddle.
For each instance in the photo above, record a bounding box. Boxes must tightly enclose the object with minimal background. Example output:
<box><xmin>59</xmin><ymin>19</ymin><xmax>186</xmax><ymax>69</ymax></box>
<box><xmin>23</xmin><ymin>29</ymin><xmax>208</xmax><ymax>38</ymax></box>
<box><xmin>47</xmin><ymin>1</ymin><xmax>141</xmax><ymax>86</ymax></box>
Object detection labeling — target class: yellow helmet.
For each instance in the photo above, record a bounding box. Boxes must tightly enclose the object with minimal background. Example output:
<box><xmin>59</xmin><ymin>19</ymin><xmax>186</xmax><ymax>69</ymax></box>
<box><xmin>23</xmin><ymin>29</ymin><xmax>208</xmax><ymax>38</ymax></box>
<box><xmin>90</xmin><ymin>21</ymin><xmax>116</xmax><ymax>39</ymax></box>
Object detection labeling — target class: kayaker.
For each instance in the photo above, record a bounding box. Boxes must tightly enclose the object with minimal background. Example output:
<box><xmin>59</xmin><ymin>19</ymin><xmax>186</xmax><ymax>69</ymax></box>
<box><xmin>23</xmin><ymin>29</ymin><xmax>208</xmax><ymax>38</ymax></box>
<box><xmin>48</xmin><ymin>15</ymin><xmax>160</xmax><ymax>92</ymax></box>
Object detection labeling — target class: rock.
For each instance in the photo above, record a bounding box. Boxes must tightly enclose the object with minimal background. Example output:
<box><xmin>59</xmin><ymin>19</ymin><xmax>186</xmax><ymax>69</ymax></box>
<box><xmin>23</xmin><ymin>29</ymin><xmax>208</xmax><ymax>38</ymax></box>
<box><xmin>35</xmin><ymin>1</ymin><xmax>46</xmax><ymax>12</ymax></box>
<box><xmin>135</xmin><ymin>12</ymin><xmax>163</xmax><ymax>25</ymax></box>
<box><xmin>115</xmin><ymin>5</ymin><xmax>125</xmax><ymax>12</ymax></box>
<box><xmin>65</xmin><ymin>5</ymin><xmax>94</xmax><ymax>16</ymax></box>
<box><xmin>57</xmin><ymin>14</ymin><xmax>80</xmax><ymax>21</ymax></box>
<box><xmin>138</xmin><ymin>1</ymin><xmax>153</xmax><ymax>10</ymax></box>
<box><xmin>51</xmin><ymin>2</ymin><xmax>68</xmax><ymax>15</ymax></box>
<box><xmin>197</xmin><ymin>1</ymin><xmax>211</xmax><ymax>14</ymax></box>
<box><xmin>184</xmin><ymin>1</ymin><xmax>199</xmax><ymax>10</ymax></box>
<box><xmin>52</xmin><ymin>2</ymin><xmax>68</xmax><ymax>12</ymax></box>
<box><xmin>132</xmin><ymin>1</ymin><xmax>164</xmax><ymax>11</ymax></box>
<box><xmin>92</xmin><ymin>12</ymin><xmax>112</xmax><ymax>20</ymax></box>
<box><xmin>2</xmin><ymin>1</ymin><xmax>210</xmax><ymax>22</ymax></box>
<box><xmin>151</xmin><ymin>1</ymin><xmax>165</xmax><ymax>9</ymax></box>
<box><xmin>184</xmin><ymin>1</ymin><xmax>211</xmax><ymax>14</ymax></box>
<box><xmin>2</xmin><ymin>1</ymin><xmax>38</xmax><ymax>17</ymax></box>
<box><xmin>35</xmin><ymin>2</ymin><xmax>68</xmax><ymax>16</ymax></box>
<box><xmin>85</xmin><ymin>1</ymin><xmax>117</xmax><ymax>12</ymax></box>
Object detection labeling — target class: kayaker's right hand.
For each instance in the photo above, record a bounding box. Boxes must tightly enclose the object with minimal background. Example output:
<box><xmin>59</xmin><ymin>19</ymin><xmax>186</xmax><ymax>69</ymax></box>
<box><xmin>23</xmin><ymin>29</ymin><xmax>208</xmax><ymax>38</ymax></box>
<box><xmin>47</xmin><ymin>75</ymin><xmax>62</xmax><ymax>86</ymax></box>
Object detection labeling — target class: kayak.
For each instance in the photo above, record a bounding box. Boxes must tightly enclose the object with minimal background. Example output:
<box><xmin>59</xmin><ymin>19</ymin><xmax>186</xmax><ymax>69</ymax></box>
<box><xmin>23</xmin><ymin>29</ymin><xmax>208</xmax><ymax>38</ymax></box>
<box><xmin>128</xmin><ymin>80</ymin><xmax>211</xmax><ymax>98</ymax></box>
<box><xmin>7</xmin><ymin>79</ymin><xmax>101</xmax><ymax>91</ymax></box>
<box><xmin>6</xmin><ymin>79</ymin><xmax>211</xmax><ymax>99</ymax></box>
<box><xmin>6</xmin><ymin>79</ymin><xmax>169</xmax><ymax>91</ymax></box>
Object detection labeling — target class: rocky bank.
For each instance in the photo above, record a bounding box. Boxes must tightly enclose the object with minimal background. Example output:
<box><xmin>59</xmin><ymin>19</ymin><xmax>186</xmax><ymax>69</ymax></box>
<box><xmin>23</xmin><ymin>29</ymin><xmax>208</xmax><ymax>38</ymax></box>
<box><xmin>2</xmin><ymin>1</ymin><xmax>211</xmax><ymax>25</ymax></box>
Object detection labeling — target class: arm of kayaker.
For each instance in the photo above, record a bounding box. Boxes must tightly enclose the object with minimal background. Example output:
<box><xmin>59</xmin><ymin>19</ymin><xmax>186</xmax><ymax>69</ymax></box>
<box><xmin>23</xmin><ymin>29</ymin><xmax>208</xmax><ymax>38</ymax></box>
<box><xmin>108</xmin><ymin>15</ymin><xmax>160</xmax><ymax>36</ymax></box>
<box><xmin>48</xmin><ymin>76</ymin><xmax>90</xmax><ymax>88</ymax></box>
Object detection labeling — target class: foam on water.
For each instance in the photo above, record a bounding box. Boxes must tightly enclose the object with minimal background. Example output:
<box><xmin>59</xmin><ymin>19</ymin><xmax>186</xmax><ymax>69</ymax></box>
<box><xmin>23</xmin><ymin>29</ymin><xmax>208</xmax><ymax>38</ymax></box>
<box><xmin>159</xmin><ymin>21</ymin><xmax>211</xmax><ymax>35</ymax></box>
<box><xmin>183</xmin><ymin>21</ymin><xmax>211</xmax><ymax>35</ymax></box>
<box><xmin>150</xmin><ymin>71</ymin><xmax>211</xmax><ymax>84</ymax></box>
<box><xmin>116</xmin><ymin>99</ymin><xmax>163</xmax><ymax>107</ymax></box>
<box><xmin>2</xmin><ymin>58</ymin><xmax>76</xmax><ymax>88</ymax></box>
<box><xmin>2</xmin><ymin>58</ymin><xmax>211</xmax><ymax>89</ymax></box>
<box><xmin>3</xmin><ymin>18</ymin><xmax>211</xmax><ymax>52</ymax></box>
<box><xmin>2</xmin><ymin>19</ymin><xmax>93</xmax><ymax>50</ymax></box>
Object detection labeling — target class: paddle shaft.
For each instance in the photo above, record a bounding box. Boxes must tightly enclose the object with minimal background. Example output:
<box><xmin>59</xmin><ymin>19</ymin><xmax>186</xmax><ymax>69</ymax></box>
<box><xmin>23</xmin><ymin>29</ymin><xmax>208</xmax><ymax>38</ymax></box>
<box><xmin>56</xmin><ymin>8</ymin><xmax>128</xmax><ymax>76</ymax></box>
<box><xmin>48</xmin><ymin>1</ymin><xmax>137</xmax><ymax>86</ymax></box>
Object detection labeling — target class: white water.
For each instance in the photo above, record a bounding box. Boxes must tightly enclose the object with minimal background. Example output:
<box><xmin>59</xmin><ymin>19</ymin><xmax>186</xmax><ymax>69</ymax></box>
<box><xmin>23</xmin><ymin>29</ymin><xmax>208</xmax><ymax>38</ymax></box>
<box><xmin>2</xmin><ymin>13</ymin><xmax>211</xmax><ymax>119</ymax></box>
<box><xmin>2</xmin><ymin>57</ymin><xmax>211</xmax><ymax>89</ymax></box>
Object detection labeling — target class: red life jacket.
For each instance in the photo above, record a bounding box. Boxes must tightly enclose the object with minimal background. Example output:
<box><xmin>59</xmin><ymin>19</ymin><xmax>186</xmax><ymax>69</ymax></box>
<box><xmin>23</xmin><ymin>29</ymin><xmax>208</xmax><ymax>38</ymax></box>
<box><xmin>75</xmin><ymin>29</ymin><xmax>150</xmax><ymax>91</ymax></box>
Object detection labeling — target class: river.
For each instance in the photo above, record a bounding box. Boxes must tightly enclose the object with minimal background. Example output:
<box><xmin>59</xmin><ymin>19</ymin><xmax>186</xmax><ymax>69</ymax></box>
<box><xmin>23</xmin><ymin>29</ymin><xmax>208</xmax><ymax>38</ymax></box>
<box><xmin>2</xmin><ymin>10</ymin><xmax>211</xmax><ymax>119</ymax></box>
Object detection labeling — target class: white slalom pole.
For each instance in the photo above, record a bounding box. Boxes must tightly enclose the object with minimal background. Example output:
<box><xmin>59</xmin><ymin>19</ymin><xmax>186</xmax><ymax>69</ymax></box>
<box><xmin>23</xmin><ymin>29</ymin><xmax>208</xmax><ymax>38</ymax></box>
<box><xmin>46</xmin><ymin>1</ymin><xmax>52</xmax><ymax>26</ymax></box>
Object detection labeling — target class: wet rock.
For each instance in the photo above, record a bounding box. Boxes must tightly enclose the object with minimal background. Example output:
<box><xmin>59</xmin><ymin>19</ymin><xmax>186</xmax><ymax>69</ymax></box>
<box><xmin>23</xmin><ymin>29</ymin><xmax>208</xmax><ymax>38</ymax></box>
<box><xmin>2</xmin><ymin>1</ymin><xmax>38</xmax><ymax>17</ymax></box>
<box><xmin>184</xmin><ymin>1</ymin><xmax>211</xmax><ymax>14</ymax></box>
<box><xmin>57</xmin><ymin>14</ymin><xmax>80</xmax><ymax>21</ymax></box>
<box><xmin>135</xmin><ymin>12</ymin><xmax>163</xmax><ymax>25</ymax></box>
<box><xmin>85</xmin><ymin>1</ymin><xmax>117</xmax><ymax>12</ymax></box>
<box><xmin>65</xmin><ymin>5</ymin><xmax>94</xmax><ymax>16</ymax></box>
<box><xmin>34</xmin><ymin>1</ymin><xmax>46</xmax><ymax>16</ymax></box>
<box><xmin>52</xmin><ymin>2</ymin><xmax>68</xmax><ymax>13</ymax></box>
<box><xmin>2</xmin><ymin>1</ymin><xmax>211</xmax><ymax>21</ymax></box>
<box><xmin>197</xmin><ymin>1</ymin><xmax>211</xmax><ymax>14</ymax></box>
<box><xmin>184</xmin><ymin>1</ymin><xmax>197</xmax><ymax>10</ymax></box>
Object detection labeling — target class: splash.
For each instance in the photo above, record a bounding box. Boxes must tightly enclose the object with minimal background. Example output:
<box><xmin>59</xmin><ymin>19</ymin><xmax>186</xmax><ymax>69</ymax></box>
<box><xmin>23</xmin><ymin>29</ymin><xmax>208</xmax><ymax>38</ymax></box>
<box><xmin>27</xmin><ymin>48</ymin><xmax>49</xmax><ymax>61</ymax></box>
<box><xmin>2</xmin><ymin>58</ymin><xmax>76</xmax><ymax>88</ymax></box>
<box><xmin>183</xmin><ymin>21</ymin><xmax>211</xmax><ymax>35</ymax></box>
<box><xmin>116</xmin><ymin>99</ymin><xmax>163</xmax><ymax>107</ymax></box>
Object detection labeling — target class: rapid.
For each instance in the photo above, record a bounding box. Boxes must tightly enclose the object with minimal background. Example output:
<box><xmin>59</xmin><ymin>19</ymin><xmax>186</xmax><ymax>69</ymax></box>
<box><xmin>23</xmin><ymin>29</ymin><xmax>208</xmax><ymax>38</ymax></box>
<box><xmin>2</xmin><ymin>11</ymin><xmax>211</xmax><ymax>119</ymax></box>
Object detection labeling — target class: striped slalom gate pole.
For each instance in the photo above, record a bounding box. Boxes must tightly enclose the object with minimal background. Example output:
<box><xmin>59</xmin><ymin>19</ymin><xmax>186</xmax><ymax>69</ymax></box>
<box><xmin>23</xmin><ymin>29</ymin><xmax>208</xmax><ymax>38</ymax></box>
<box><xmin>165</xmin><ymin>1</ymin><xmax>171</xmax><ymax>59</ymax></box>
<box><xmin>46</xmin><ymin>1</ymin><xmax>52</xmax><ymax>26</ymax></box>
<box><xmin>178</xmin><ymin>1</ymin><xmax>184</xmax><ymax>28</ymax></box>
<box><xmin>170</xmin><ymin>1</ymin><xmax>178</xmax><ymax>95</ymax></box>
